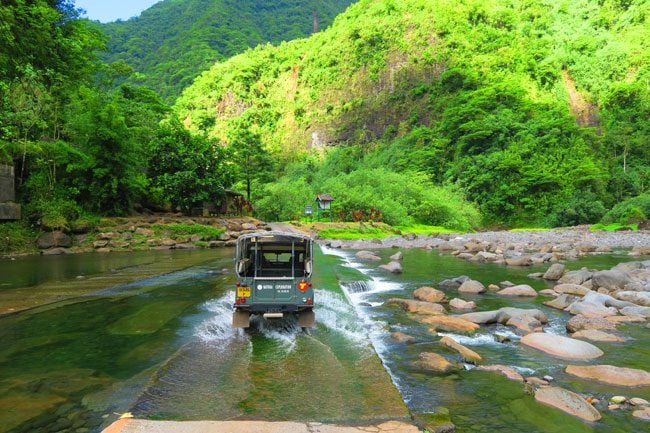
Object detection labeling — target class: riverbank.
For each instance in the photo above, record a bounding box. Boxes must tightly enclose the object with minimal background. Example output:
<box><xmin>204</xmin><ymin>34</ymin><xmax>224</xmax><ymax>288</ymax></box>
<box><xmin>319</xmin><ymin>225</ymin><xmax>650</xmax><ymax>258</ymax></box>
<box><xmin>0</xmin><ymin>215</ymin><xmax>270</xmax><ymax>259</ymax></box>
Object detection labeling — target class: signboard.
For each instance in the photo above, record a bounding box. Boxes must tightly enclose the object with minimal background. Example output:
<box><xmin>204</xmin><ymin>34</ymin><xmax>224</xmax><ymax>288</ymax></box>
<box><xmin>304</xmin><ymin>205</ymin><xmax>313</xmax><ymax>215</ymax></box>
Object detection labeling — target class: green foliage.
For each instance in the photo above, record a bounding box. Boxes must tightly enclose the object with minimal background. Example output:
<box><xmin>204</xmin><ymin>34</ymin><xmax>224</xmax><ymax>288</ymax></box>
<box><xmin>601</xmin><ymin>193</ymin><xmax>650</xmax><ymax>224</ymax></box>
<box><xmin>99</xmin><ymin>0</ymin><xmax>355</xmax><ymax>101</ymax></box>
<box><xmin>148</xmin><ymin>118</ymin><xmax>234</xmax><ymax>213</ymax></box>
<box><xmin>547</xmin><ymin>190</ymin><xmax>606</xmax><ymax>227</ymax></box>
<box><xmin>176</xmin><ymin>0</ymin><xmax>648</xmax><ymax>227</ymax></box>
<box><xmin>151</xmin><ymin>223</ymin><xmax>225</xmax><ymax>239</ymax></box>
<box><xmin>255</xmin><ymin>177</ymin><xmax>315</xmax><ymax>222</ymax></box>
<box><xmin>0</xmin><ymin>222</ymin><xmax>38</xmax><ymax>255</ymax></box>
<box><xmin>590</xmin><ymin>223</ymin><xmax>638</xmax><ymax>232</ymax></box>
<box><xmin>318</xmin><ymin>225</ymin><xmax>397</xmax><ymax>239</ymax></box>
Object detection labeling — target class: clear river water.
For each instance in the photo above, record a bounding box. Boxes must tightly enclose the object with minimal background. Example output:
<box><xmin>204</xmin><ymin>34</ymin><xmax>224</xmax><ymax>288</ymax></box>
<box><xmin>0</xmin><ymin>247</ymin><xmax>648</xmax><ymax>433</ymax></box>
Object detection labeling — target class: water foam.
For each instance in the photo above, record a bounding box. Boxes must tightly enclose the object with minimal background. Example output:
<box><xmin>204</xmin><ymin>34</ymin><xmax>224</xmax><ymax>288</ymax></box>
<box><xmin>315</xmin><ymin>289</ymin><xmax>368</xmax><ymax>345</ymax></box>
<box><xmin>437</xmin><ymin>332</ymin><xmax>503</xmax><ymax>347</ymax></box>
<box><xmin>195</xmin><ymin>291</ymin><xmax>241</xmax><ymax>343</ymax></box>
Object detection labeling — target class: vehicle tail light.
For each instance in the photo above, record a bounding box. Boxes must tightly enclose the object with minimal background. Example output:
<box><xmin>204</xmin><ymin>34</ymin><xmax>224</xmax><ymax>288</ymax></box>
<box><xmin>307</xmin><ymin>297</ymin><xmax>313</xmax><ymax>305</ymax></box>
<box><xmin>298</xmin><ymin>281</ymin><xmax>310</xmax><ymax>292</ymax></box>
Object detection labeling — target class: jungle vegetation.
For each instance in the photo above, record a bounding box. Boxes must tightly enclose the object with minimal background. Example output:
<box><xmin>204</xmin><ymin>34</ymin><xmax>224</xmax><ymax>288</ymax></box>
<box><xmin>0</xmin><ymin>0</ymin><xmax>648</xmax><ymax>235</ymax></box>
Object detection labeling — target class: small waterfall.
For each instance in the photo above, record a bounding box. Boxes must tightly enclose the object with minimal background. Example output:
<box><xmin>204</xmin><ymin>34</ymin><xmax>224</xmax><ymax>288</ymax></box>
<box><xmin>344</xmin><ymin>280</ymin><xmax>371</xmax><ymax>293</ymax></box>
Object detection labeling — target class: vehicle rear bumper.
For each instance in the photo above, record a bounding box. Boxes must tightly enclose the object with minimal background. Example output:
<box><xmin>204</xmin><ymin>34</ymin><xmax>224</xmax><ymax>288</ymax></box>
<box><xmin>234</xmin><ymin>304</ymin><xmax>312</xmax><ymax>314</ymax></box>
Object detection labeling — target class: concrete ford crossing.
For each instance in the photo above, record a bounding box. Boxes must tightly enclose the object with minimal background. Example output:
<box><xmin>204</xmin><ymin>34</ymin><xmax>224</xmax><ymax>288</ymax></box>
<box><xmin>232</xmin><ymin>231</ymin><xmax>315</xmax><ymax>329</ymax></box>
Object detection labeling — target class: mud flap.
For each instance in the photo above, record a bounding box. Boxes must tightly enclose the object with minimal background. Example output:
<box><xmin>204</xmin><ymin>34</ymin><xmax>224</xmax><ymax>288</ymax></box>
<box><xmin>298</xmin><ymin>309</ymin><xmax>315</xmax><ymax>328</ymax></box>
<box><xmin>232</xmin><ymin>310</ymin><xmax>250</xmax><ymax>328</ymax></box>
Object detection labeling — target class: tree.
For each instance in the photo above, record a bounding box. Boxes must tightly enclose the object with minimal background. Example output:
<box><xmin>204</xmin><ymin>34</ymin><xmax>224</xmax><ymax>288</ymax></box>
<box><xmin>227</xmin><ymin>116</ymin><xmax>274</xmax><ymax>203</ymax></box>
<box><xmin>148</xmin><ymin>118</ymin><xmax>234</xmax><ymax>213</ymax></box>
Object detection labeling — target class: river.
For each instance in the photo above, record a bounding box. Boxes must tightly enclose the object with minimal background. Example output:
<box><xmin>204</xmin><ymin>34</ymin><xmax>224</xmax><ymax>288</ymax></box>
<box><xmin>0</xmin><ymin>247</ymin><xmax>648</xmax><ymax>433</ymax></box>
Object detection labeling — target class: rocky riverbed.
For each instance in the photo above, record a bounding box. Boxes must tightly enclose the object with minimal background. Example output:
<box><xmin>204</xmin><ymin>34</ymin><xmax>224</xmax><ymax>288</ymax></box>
<box><xmin>323</xmin><ymin>227</ymin><xmax>650</xmax><ymax>430</ymax></box>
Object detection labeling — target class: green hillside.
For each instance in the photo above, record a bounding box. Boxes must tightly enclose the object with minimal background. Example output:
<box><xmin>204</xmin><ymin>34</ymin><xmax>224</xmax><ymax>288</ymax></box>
<box><xmin>176</xmin><ymin>0</ymin><xmax>650</xmax><ymax>227</ymax></box>
<box><xmin>100</xmin><ymin>0</ymin><xmax>355</xmax><ymax>101</ymax></box>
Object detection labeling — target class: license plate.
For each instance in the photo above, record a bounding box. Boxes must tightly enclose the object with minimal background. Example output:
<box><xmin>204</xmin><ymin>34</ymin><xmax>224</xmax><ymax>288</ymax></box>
<box><xmin>237</xmin><ymin>287</ymin><xmax>251</xmax><ymax>297</ymax></box>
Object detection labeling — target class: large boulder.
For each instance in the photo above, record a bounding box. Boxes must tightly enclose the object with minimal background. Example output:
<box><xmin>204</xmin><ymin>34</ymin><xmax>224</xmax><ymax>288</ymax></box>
<box><xmin>440</xmin><ymin>336</ymin><xmax>482</xmax><ymax>364</ymax></box>
<box><xmin>414</xmin><ymin>286</ymin><xmax>447</xmax><ymax>303</ymax></box>
<box><xmin>566</xmin><ymin>314</ymin><xmax>617</xmax><ymax>333</ymax></box>
<box><xmin>458</xmin><ymin>279</ymin><xmax>486</xmax><ymax>294</ymax></box>
<box><xmin>568</xmin><ymin>291</ymin><xmax>637</xmax><ymax>317</ymax></box>
<box><xmin>356</xmin><ymin>250</ymin><xmax>381</xmax><ymax>261</ymax></box>
<box><xmin>460</xmin><ymin>308</ymin><xmax>548</xmax><ymax>333</ymax></box>
<box><xmin>615</xmin><ymin>291</ymin><xmax>650</xmax><ymax>307</ymax></box>
<box><xmin>521</xmin><ymin>333</ymin><xmax>604</xmax><ymax>360</ymax></box>
<box><xmin>476</xmin><ymin>365</ymin><xmax>524</xmax><ymax>383</ymax></box>
<box><xmin>416</xmin><ymin>315</ymin><xmax>480</xmax><ymax>334</ymax></box>
<box><xmin>534</xmin><ymin>386</ymin><xmax>601</xmax><ymax>422</ymax></box>
<box><xmin>379</xmin><ymin>261</ymin><xmax>403</xmax><ymax>274</ymax></box>
<box><xmin>438</xmin><ymin>276</ymin><xmax>470</xmax><ymax>290</ymax></box>
<box><xmin>37</xmin><ymin>231</ymin><xmax>72</xmax><ymax>249</ymax></box>
<box><xmin>543</xmin><ymin>263</ymin><xmax>565</xmax><ymax>280</ymax></box>
<box><xmin>553</xmin><ymin>284</ymin><xmax>590</xmax><ymax>296</ymax></box>
<box><xmin>565</xmin><ymin>365</ymin><xmax>650</xmax><ymax>387</ymax></box>
<box><xmin>544</xmin><ymin>294</ymin><xmax>578</xmax><ymax>310</ymax></box>
<box><xmin>591</xmin><ymin>270</ymin><xmax>633</xmax><ymax>291</ymax></box>
<box><xmin>620</xmin><ymin>305</ymin><xmax>650</xmax><ymax>318</ymax></box>
<box><xmin>385</xmin><ymin>298</ymin><xmax>446</xmax><ymax>315</ymax></box>
<box><xmin>418</xmin><ymin>352</ymin><xmax>457</xmax><ymax>373</ymax></box>
<box><xmin>449</xmin><ymin>298</ymin><xmax>476</xmax><ymax>310</ymax></box>
<box><xmin>558</xmin><ymin>269</ymin><xmax>593</xmax><ymax>285</ymax></box>
<box><xmin>633</xmin><ymin>407</ymin><xmax>650</xmax><ymax>421</ymax></box>
<box><xmin>496</xmin><ymin>284</ymin><xmax>537</xmax><ymax>297</ymax></box>
<box><xmin>571</xmin><ymin>329</ymin><xmax>625</xmax><ymax>342</ymax></box>
<box><xmin>391</xmin><ymin>331</ymin><xmax>415</xmax><ymax>344</ymax></box>
<box><xmin>390</xmin><ymin>251</ymin><xmax>403</xmax><ymax>261</ymax></box>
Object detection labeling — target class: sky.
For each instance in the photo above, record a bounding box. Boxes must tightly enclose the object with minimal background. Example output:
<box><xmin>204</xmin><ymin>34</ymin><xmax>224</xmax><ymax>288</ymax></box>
<box><xmin>75</xmin><ymin>0</ymin><xmax>161</xmax><ymax>23</ymax></box>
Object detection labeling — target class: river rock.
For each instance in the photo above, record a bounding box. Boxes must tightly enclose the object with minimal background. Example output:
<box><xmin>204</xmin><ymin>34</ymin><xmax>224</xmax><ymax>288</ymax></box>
<box><xmin>505</xmin><ymin>256</ymin><xmax>533</xmax><ymax>266</ymax></box>
<box><xmin>591</xmin><ymin>270</ymin><xmax>633</xmax><ymax>291</ymax></box>
<box><xmin>568</xmin><ymin>291</ymin><xmax>637</xmax><ymax>318</ymax></box>
<box><xmin>476</xmin><ymin>365</ymin><xmax>524</xmax><ymax>383</ymax></box>
<box><xmin>329</xmin><ymin>240</ymin><xmax>343</xmax><ymax>249</ymax></box>
<box><xmin>385</xmin><ymin>298</ymin><xmax>446</xmax><ymax>315</ymax></box>
<box><xmin>460</xmin><ymin>307</ymin><xmax>547</xmax><ymax>333</ymax></box>
<box><xmin>620</xmin><ymin>305</ymin><xmax>650</xmax><ymax>317</ymax></box>
<box><xmin>544</xmin><ymin>294</ymin><xmax>578</xmax><ymax>310</ymax></box>
<box><xmin>534</xmin><ymin>386</ymin><xmax>601</xmax><ymax>422</ymax></box>
<box><xmin>241</xmin><ymin>222</ymin><xmax>257</xmax><ymax>230</ymax></box>
<box><xmin>615</xmin><ymin>291</ymin><xmax>650</xmax><ymax>307</ymax></box>
<box><xmin>135</xmin><ymin>227</ymin><xmax>154</xmax><ymax>236</ymax></box>
<box><xmin>558</xmin><ymin>269</ymin><xmax>593</xmax><ymax>285</ymax></box>
<box><xmin>109</xmin><ymin>240</ymin><xmax>130</xmax><ymax>249</ymax></box>
<box><xmin>458</xmin><ymin>279</ymin><xmax>486</xmax><ymax>294</ymax></box>
<box><xmin>356</xmin><ymin>250</ymin><xmax>381</xmax><ymax>261</ymax></box>
<box><xmin>565</xmin><ymin>365</ymin><xmax>650</xmax><ymax>387</ymax></box>
<box><xmin>379</xmin><ymin>261</ymin><xmax>403</xmax><ymax>274</ymax></box>
<box><xmin>630</xmin><ymin>398</ymin><xmax>650</xmax><ymax>406</ymax></box>
<box><xmin>497</xmin><ymin>284</ymin><xmax>537</xmax><ymax>297</ymax></box>
<box><xmin>391</xmin><ymin>331</ymin><xmax>415</xmax><ymax>344</ymax></box>
<box><xmin>526</xmin><ymin>377</ymin><xmax>550</xmax><ymax>386</ymax></box>
<box><xmin>418</xmin><ymin>352</ymin><xmax>457</xmax><ymax>373</ymax></box>
<box><xmin>633</xmin><ymin>407</ymin><xmax>650</xmax><ymax>421</ymax></box>
<box><xmin>37</xmin><ymin>231</ymin><xmax>72</xmax><ymax>249</ymax></box>
<box><xmin>566</xmin><ymin>314</ymin><xmax>617</xmax><ymax>333</ymax></box>
<box><xmin>390</xmin><ymin>251</ymin><xmax>403</xmax><ymax>261</ymax></box>
<box><xmin>438</xmin><ymin>276</ymin><xmax>469</xmax><ymax>290</ymax></box>
<box><xmin>607</xmin><ymin>314</ymin><xmax>646</xmax><ymax>324</ymax></box>
<box><xmin>543</xmin><ymin>263</ymin><xmax>565</xmax><ymax>280</ymax></box>
<box><xmin>440</xmin><ymin>336</ymin><xmax>482</xmax><ymax>364</ymax></box>
<box><xmin>500</xmin><ymin>280</ymin><xmax>515</xmax><ymax>288</ymax></box>
<box><xmin>414</xmin><ymin>287</ymin><xmax>447</xmax><ymax>303</ymax></box>
<box><xmin>553</xmin><ymin>283</ymin><xmax>590</xmax><ymax>296</ymax></box>
<box><xmin>42</xmin><ymin>247</ymin><xmax>70</xmax><ymax>255</ymax></box>
<box><xmin>571</xmin><ymin>329</ymin><xmax>625</xmax><ymax>342</ymax></box>
<box><xmin>521</xmin><ymin>333</ymin><xmax>604</xmax><ymax>360</ymax></box>
<box><xmin>448</xmin><ymin>298</ymin><xmax>476</xmax><ymax>310</ymax></box>
<box><xmin>96</xmin><ymin>232</ymin><xmax>119</xmax><ymax>240</ymax></box>
<box><xmin>93</xmin><ymin>240</ymin><xmax>109</xmax><ymax>249</ymax></box>
<box><xmin>416</xmin><ymin>315</ymin><xmax>480</xmax><ymax>334</ymax></box>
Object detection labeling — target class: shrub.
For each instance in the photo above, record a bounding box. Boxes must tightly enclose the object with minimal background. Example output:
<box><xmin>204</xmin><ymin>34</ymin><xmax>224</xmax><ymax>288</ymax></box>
<box><xmin>601</xmin><ymin>193</ymin><xmax>650</xmax><ymax>224</ymax></box>
<box><xmin>548</xmin><ymin>190</ymin><xmax>606</xmax><ymax>227</ymax></box>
